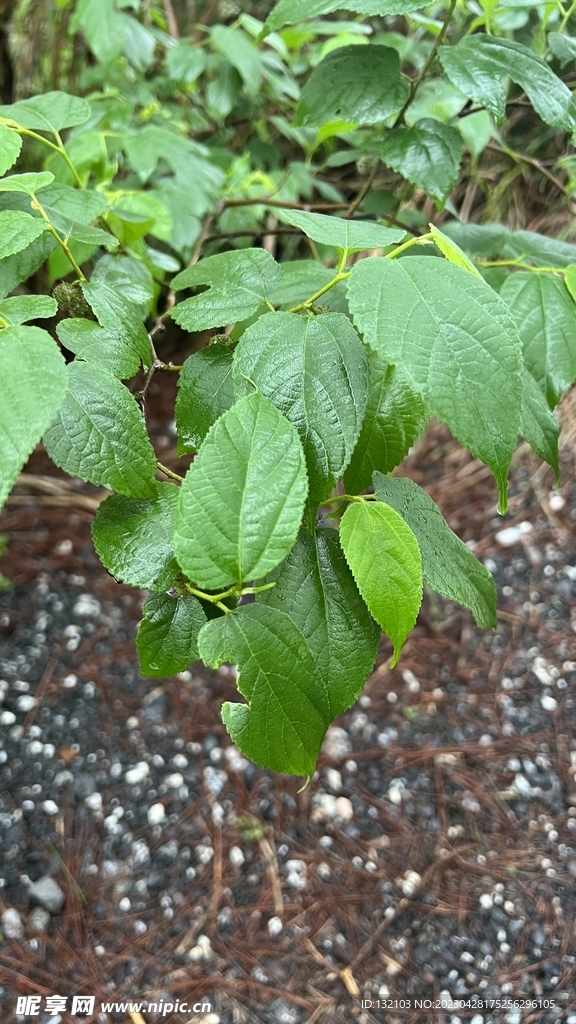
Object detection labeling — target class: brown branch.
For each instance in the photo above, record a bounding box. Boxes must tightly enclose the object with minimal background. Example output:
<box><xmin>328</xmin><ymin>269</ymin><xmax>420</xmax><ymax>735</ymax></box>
<box><xmin>163</xmin><ymin>0</ymin><xmax>179</xmax><ymax>38</ymax></box>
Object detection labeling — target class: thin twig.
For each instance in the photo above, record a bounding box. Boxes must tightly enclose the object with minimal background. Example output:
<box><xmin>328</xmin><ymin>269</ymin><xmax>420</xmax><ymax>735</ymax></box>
<box><xmin>485</xmin><ymin>142</ymin><xmax>569</xmax><ymax>196</ymax></box>
<box><xmin>163</xmin><ymin>0</ymin><xmax>179</xmax><ymax>38</ymax></box>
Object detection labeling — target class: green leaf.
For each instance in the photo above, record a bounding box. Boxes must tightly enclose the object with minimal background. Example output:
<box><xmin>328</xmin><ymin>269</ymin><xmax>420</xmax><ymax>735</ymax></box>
<box><xmin>499</xmin><ymin>272</ymin><xmax>576</xmax><ymax>410</ymax></box>
<box><xmin>0</xmin><ymin>295</ymin><xmax>57</xmax><ymax>325</ymax></box>
<box><xmin>136</xmin><ymin>593</ymin><xmax>207</xmax><ymax>677</ymax></box>
<box><xmin>211</xmin><ymin>26</ymin><xmax>262</xmax><ymax>96</ymax></box>
<box><xmin>166</xmin><ymin>41</ymin><xmax>207</xmax><ymax>83</ymax></box>
<box><xmin>40</xmin><ymin>184</ymin><xmax>108</xmax><ymax>224</ymax></box>
<box><xmin>173</xmin><ymin>392</ymin><xmax>308</xmax><ymax>590</ymax></box>
<box><xmin>0</xmin><ymin>125</ymin><xmax>22</xmax><ymax>176</ymax></box>
<box><xmin>0</xmin><ymin>172</ymin><xmax>54</xmax><ymax>194</ymax></box>
<box><xmin>171</xmin><ymin>250</ymin><xmax>282</xmax><ymax>332</ymax></box>
<box><xmin>344</xmin><ymin>351</ymin><xmax>426</xmax><ymax>494</ymax></box>
<box><xmin>339</xmin><ymin>499</ymin><xmax>422</xmax><ymax>667</ymax></box>
<box><xmin>90</xmin><ymin>255</ymin><xmax>155</xmax><ymax>315</ymax></box>
<box><xmin>347</xmin><ymin>256</ymin><xmax>523</xmax><ymax>511</ymax></box>
<box><xmin>520</xmin><ymin>369</ymin><xmax>560</xmax><ymax>485</ymax></box>
<box><xmin>234</xmin><ymin>312</ymin><xmax>369</xmax><ymax>515</ymax></box>
<box><xmin>379</xmin><ymin>119</ymin><xmax>463</xmax><ymax>206</ymax></box>
<box><xmin>565</xmin><ymin>265</ymin><xmax>576</xmax><ymax>305</ymax></box>
<box><xmin>0</xmin><ymin>326</ymin><xmax>67</xmax><ymax>511</ymax></box>
<box><xmin>0</xmin><ymin>233</ymin><xmax>56</xmax><ymax>300</ymax></box>
<box><xmin>0</xmin><ymin>92</ymin><xmax>90</xmax><ymax>133</ymax></box>
<box><xmin>261</xmin><ymin>527</ymin><xmax>380</xmax><ymax>716</ymax></box>
<box><xmin>372</xmin><ymin>473</ymin><xmax>497</xmax><ymax>629</ymax></box>
<box><xmin>175</xmin><ymin>344</ymin><xmax>235</xmax><ymax>455</ymax></box>
<box><xmin>0</xmin><ymin>211</ymin><xmax>45</xmax><ymax>259</ymax></box>
<box><xmin>440</xmin><ymin>222</ymin><xmax>576</xmax><ymax>269</ymax></box>
<box><xmin>92</xmin><ymin>484</ymin><xmax>180</xmax><ymax>591</ymax></box>
<box><xmin>268</xmin><ymin>261</ymin><xmax>348</xmax><ymax>311</ymax></box>
<box><xmin>275</xmin><ymin>208</ymin><xmax>405</xmax><ymax>251</ymax></box>
<box><xmin>429</xmin><ymin>224</ymin><xmax>483</xmax><ymax>278</ymax></box>
<box><xmin>43</xmin><ymin>362</ymin><xmax>158</xmax><ymax>499</ymax></box>
<box><xmin>296</xmin><ymin>45</ymin><xmax>410</xmax><ymax>127</ymax></box>
<box><xmin>198</xmin><ymin>604</ymin><xmax>327</xmax><ymax>776</ymax></box>
<box><xmin>56</xmin><ymin>318</ymin><xmax>141</xmax><ymax>380</ymax></box>
<box><xmin>548</xmin><ymin>32</ymin><xmax>576</xmax><ymax>68</ymax></box>
<box><xmin>70</xmin><ymin>0</ymin><xmax>126</xmax><ymax>63</ymax></box>
<box><xmin>439</xmin><ymin>36</ymin><xmax>576</xmax><ymax>131</ymax></box>
<box><xmin>263</xmin><ymin>0</ymin><xmax>428</xmax><ymax>35</ymax></box>
<box><xmin>81</xmin><ymin>279</ymin><xmax>152</xmax><ymax>370</ymax></box>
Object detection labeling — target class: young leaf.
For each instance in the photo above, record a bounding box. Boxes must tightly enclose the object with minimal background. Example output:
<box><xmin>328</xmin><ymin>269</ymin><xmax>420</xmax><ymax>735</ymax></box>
<box><xmin>0</xmin><ymin>295</ymin><xmax>57</xmax><ymax>326</ymax></box>
<box><xmin>0</xmin><ymin>91</ymin><xmax>91</xmax><ymax>133</ymax></box>
<box><xmin>0</xmin><ymin>125</ymin><xmax>22</xmax><ymax>176</ymax></box>
<box><xmin>171</xmin><ymin>250</ymin><xmax>282</xmax><ymax>332</ymax></box>
<box><xmin>198</xmin><ymin>604</ymin><xmax>328</xmax><ymax>776</ymax></box>
<box><xmin>174</xmin><ymin>392</ymin><xmax>308</xmax><ymax>590</ymax></box>
<box><xmin>56</xmin><ymin>318</ymin><xmax>142</xmax><ymax>380</ymax></box>
<box><xmin>296</xmin><ymin>45</ymin><xmax>410</xmax><ymax>127</ymax></box>
<box><xmin>81</xmin><ymin>280</ymin><xmax>152</xmax><ymax>370</ymax></box>
<box><xmin>429</xmin><ymin>225</ymin><xmax>483</xmax><ymax>278</ymax></box>
<box><xmin>275</xmin><ymin>208</ymin><xmax>404</xmax><ymax>251</ymax></box>
<box><xmin>500</xmin><ymin>272</ymin><xmax>576</xmax><ymax>409</ymax></box>
<box><xmin>379</xmin><ymin>119</ymin><xmax>463</xmax><ymax>206</ymax></box>
<box><xmin>339</xmin><ymin>499</ymin><xmax>422</xmax><ymax>667</ymax></box>
<box><xmin>263</xmin><ymin>0</ymin><xmax>428</xmax><ymax>35</ymax></box>
<box><xmin>372</xmin><ymin>473</ymin><xmax>497</xmax><ymax>629</ymax></box>
<box><xmin>520</xmin><ymin>369</ymin><xmax>560</xmax><ymax>485</ymax></box>
<box><xmin>344</xmin><ymin>351</ymin><xmax>426</xmax><ymax>494</ymax></box>
<box><xmin>261</xmin><ymin>527</ymin><xmax>380</xmax><ymax>716</ymax></box>
<box><xmin>136</xmin><ymin>593</ymin><xmax>207</xmax><ymax>677</ymax></box>
<box><xmin>0</xmin><ymin>172</ymin><xmax>54</xmax><ymax>194</ymax></box>
<box><xmin>0</xmin><ymin>211</ymin><xmax>46</xmax><ymax>259</ymax></box>
<box><xmin>175</xmin><ymin>344</ymin><xmax>234</xmax><ymax>454</ymax></box>
<box><xmin>347</xmin><ymin>256</ymin><xmax>523</xmax><ymax>511</ymax></box>
<box><xmin>233</xmin><ymin>311</ymin><xmax>369</xmax><ymax>515</ymax></box>
<box><xmin>43</xmin><ymin>362</ymin><xmax>158</xmax><ymax>499</ymax></box>
<box><xmin>92</xmin><ymin>484</ymin><xmax>180</xmax><ymax>591</ymax></box>
<box><xmin>0</xmin><ymin>326</ymin><xmax>67</xmax><ymax>511</ymax></box>
<box><xmin>439</xmin><ymin>36</ymin><xmax>576</xmax><ymax>131</ymax></box>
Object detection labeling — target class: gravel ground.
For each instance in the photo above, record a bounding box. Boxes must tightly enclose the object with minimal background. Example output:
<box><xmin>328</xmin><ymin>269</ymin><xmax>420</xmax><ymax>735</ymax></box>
<box><xmin>0</xmin><ymin>409</ymin><xmax>575</xmax><ymax>1024</ymax></box>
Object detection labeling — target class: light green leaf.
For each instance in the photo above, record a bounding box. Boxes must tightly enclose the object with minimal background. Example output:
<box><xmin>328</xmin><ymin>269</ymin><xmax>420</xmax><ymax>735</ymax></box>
<box><xmin>90</xmin><ymin>255</ymin><xmax>155</xmax><ymax>315</ymax></box>
<box><xmin>137</xmin><ymin>593</ymin><xmax>207</xmax><ymax>677</ymax></box>
<box><xmin>548</xmin><ymin>32</ymin><xmax>576</xmax><ymax>68</ymax></box>
<box><xmin>171</xmin><ymin>250</ymin><xmax>282</xmax><ymax>332</ymax></box>
<box><xmin>339</xmin><ymin>499</ymin><xmax>422</xmax><ymax>667</ymax></box>
<box><xmin>0</xmin><ymin>125</ymin><xmax>22</xmax><ymax>176</ymax></box>
<box><xmin>0</xmin><ymin>326</ymin><xmax>67</xmax><ymax>511</ymax></box>
<box><xmin>0</xmin><ymin>295</ymin><xmax>57</xmax><ymax>325</ymax></box>
<box><xmin>439</xmin><ymin>36</ymin><xmax>576</xmax><ymax>131</ymax></box>
<box><xmin>0</xmin><ymin>172</ymin><xmax>54</xmax><ymax>194</ymax></box>
<box><xmin>56</xmin><ymin>318</ymin><xmax>141</xmax><ymax>380</ymax></box>
<box><xmin>457</xmin><ymin>109</ymin><xmax>494</xmax><ymax>161</ymax></box>
<box><xmin>166</xmin><ymin>41</ymin><xmax>207</xmax><ymax>83</ymax></box>
<box><xmin>70</xmin><ymin>0</ymin><xmax>126</xmax><ymax>64</ymax></box>
<box><xmin>263</xmin><ymin>0</ymin><xmax>428</xmax><ymax>35</ymax></box>
<box><xmin>372</xmin><ymin>473</ymin><xmax>497</xmax><ymax>629</ymax></box>
<box><xmin>275</xmin><ymin>208</ymin><xmax>405</xmax><ymax>251</ymax></box>
<box><xmin>173</xmin><ymin>392</ymin><xmax>308</xmax><ymax>590</ymax></box>
<box><xmin>92</xmin><ymin>484</ymin><xmax>180</xmax><ymax>591</ymax></box>
<box><xmin>43</xmin><ymin>362</ymin><xmax>158</xmax><ymax>499</ymax></box>
<box><xmin>0</xmin><ymin>92</ymin><xmax>90</xmax><ymax>133</ymax></box>
<box><xmin>379</xmin><ymin>119</ymin><xmax>463</xmax><ymax>206</ymax></box>
<box><xmin>0</xmin><ymin>211</ymin><xmax>46</xmax><ymax>259</ymax></box>
<box><xmin>81</xmin><ymin>279</ymin><xmax>152</xmax><ymax>370</ymax></box>
<box><xmin>296</xmin><ymin>45</ymin><xmax>410</xmax><ymax>126</ymax></box>
<box><xmin>347</xmin><ymin>256</ymin><xmax>523</xmax><ymax>511</ymax></box>
<box><xmin>261</xmin><ymin>527</ymin><xmax>380</xmax><ymax>716</ymax></box>
<box><xmin>520</xmin><ymin>369</ymin><xmax>560</xmax><ymax>485</ymax></box>
<box><xmin>175</xmin><ymin>344</ymin><xmax>234</xmax><ymax>455</ymax></box>
<box><xmin>40</xmin><ymin>184</ymin><xmax>108</xmax><ymax>224</ymax></box>
<box><xmin>344</xmin><ymin>351</ymin><xmax>426</xmax><ymax>494</ymax></box>
<box><xmin>429</xmin><ymin>224</ymin><xmax>483</xmax><ymax>278</ymax></box>
<box><xmin>234</xmin><ymin>312</ymin><xmax>369</xmax><ymax>515</ymax></box>
<box><xmin>267</xmin><ymin>261</ymin><xmax>348</xmax><ymax>311</ymax></box>
<box><xmin>0</xmin><ymin>233</ymin><xmax>56</xmax><ymax>300</ymax></box>
<box><xmin>198</xmin><ymin>604</ymin><xmax>327</xmax><ymax>776</ymax></box>
<box><xmin>500</xmin><ymin>272</ymin><xmax>576</xmax><ymax>409</ymax></box>
<box><xmin>211</xmin><ymin>26</ymin><xmax>262</xmax><ymax>96</ymax></box>
<box><xmin>51</xmin><ymin>213</ymin><xmax>118</xmax><ymax>249</ymax></box>
<box><xmin>565</xmin><ymin>265</ymin><xmax>576</xmax><ymax>305</ymax></box>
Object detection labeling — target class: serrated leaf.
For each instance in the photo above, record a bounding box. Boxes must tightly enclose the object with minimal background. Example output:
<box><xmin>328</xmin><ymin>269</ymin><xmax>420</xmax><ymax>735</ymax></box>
<box><xmin>171</xmin><ymin>250</ymin><xmax>282</xmax><ymax>332</ymax></box>
<box><xmin>0</xmin><ymin>211</ymin><xmax>46</xmax><ymax>259</ymax></box>
<box><xmin>50</xmin><ymin>213</ymin><xmax>118</xmax><ymax>249</ymax></box>
<box><xmin>198</xmin><ymin>604</ymin><xmax>328</xmax><ymax>776</ymax></box>
<box><xmin>0</xmin><ymin>91</ymin><xmax>90</xmax><ymax>133</ymax></box>
<box><xmin>92</xmin><ymin>484</ymin><xmax>180</xmax><ymax>591</ymax></box>
<box><xmin>379</xmin><ymin>119</ymin><xmax>463</xmax><ymax>206</ymax></box>
<box><xmin>267</xmin><ymin>260</ymin><xmax>348</xmax><ymax>310</ymax></box>
<box><xmin>439</xmin><ymin>35</ymin><xmax>576</xmax><ymax>131</ymax></box>
<box><xmin>136</xmin><ymin>592</ymin><xmax>207</xmax><ymax>677</ymax></box>
<box><xmin>0</xmin><ymin>172</ymin><xmax>54</xmax><ymax>194</ymax></box>
<box><xmin>372</xmin><ymin>473</ymin><xmax>497</xmax><ymax>629</ymax></box>
<box><xmin>520</xmin><ymin>369</ymin><xmax>560</xmax><ymax>484</ymax></box>
<box><xmin>175</xmin><ymin>344</ymin><xmax>234</xmax><ymax>454</ymax></box>
<box><xmin>234</xmin><ymin>312</ymin><xmax>368</xmax><ymax>515</ymax></box>
<box><xmin>0</xmin><ymin>295</ymin><xmax>57</xmax><ymax>326</ymax></box>
<box><xmin>0</xmin><ymin>233</ymin><xmax>56</xmax><ymax>300</ymax></box>
<box><xmin>347</xmin><ymin>256</ymin><xmax>523</xmax><ymax>511</ymax></box>
<box><xmin>43</xmin><ymin>362</ymin><xmax>158</xmax><ymax>499</ymax></box>
<box><xmin>0</xmin><ymin>326</ymin><xmax>67</xmax><ymax>511</ymax></box>
<box><xmin>56</xmin><ymin>318</ymin><xmax>141</xmax><ymax>380</ymax></box>
<box><xmin>81</xmin><ymin>279</ymin><xmax>152</xmax><ymax>370</ymax></box>
<box><xmin>275</xmin><ymin>208</ymin><xmax>404</xmax><ymax>251</ymax></box>
<box><xmin>500</xmin><ymin>271</ymin><xmax>576</xmax><ymax>410</ymax></box>
<box><xmin>0</xmin><ymin>125</ymin><xmax>22</xmax><ymax>176</ymax></box>
<box><xmin>344</xmin><ymin>351</ymin><xmax>426</xmax><ymax>494</ymax></box>
<box><xmin>263</xmin><ymin>0</ymin><xmax>428</xmax><ymax>35</ymax></box>
<box><xmin>174</xmin><ymin>392</ymin><xmax>308</xmax><ymax>590</ymax></box>
<box><xmin>296</xmin><ymin>44</ymin><xmax>410</xmax><ymax>126</ymax></box>
<box><xmin>339</xmin><ymin>499</ymin><xmax>422</xmax><ymax>667</ymax></box>
<box><xmin>261</xmin><ymin>527</ymin><xmax>380</xmax><ymax>715</ymax></box>
<box><xmin>40</xmin><ymin>184</ymin><xmax>108</xmax><ymax>224</ymax></box>
<box><xmin>429</xmin><ymin>225</ymin><xmax>483</xmax><ymax>277</ymax></box>
<box><xmin>91</xmin><ymin>255</ymin><xmax>155</xmax><ymax>314</ymax></box>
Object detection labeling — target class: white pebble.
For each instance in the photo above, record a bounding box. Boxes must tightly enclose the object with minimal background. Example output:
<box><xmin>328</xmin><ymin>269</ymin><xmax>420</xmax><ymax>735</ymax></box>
<box><xmin>124</xmin><ymin>761</ymin><xmax>149</xmax><ymax>785</ymax></box>
<box><xmin>164</xmin><ymin>772</ymin><xmax>184</xmax><ymax>789</ymax></box>
<box><xmin>73</xmin><ymin>594</ymin><xmax>101</xmax><ymax>617</ymax></box>
<box><xmin>387</xmin><ymin>785</ymin><xmax>403</xmax><ymax>806</ymax></box>
<box><xmin>85</xmin><ymin>793</ymin><xmax>103</xmax><ymax>812</ymax></box>
<box><xmin>62</xmin><ymin>674</ymin><xmax>77</xmax><ymax>689</ymax></box>
<box><xmin>126</xmin><ymin>716</ymin><xmax>139</xmax><ymax>730</ymax></box>
<box><xmin>541</xmin><ymin>695</ymin><xmax>558</xmax><ymax>711</ymax></box>
<box><xmin>0</xmin><ymin>710</ymin><xmax>16</xmax><ymax>725</ymax></box>
<box><xmin>118</xmin><ymin>897</ymin><xmax>131</xmax><ymax>912</ymax></box>
<box><xmin>322</xmin><ymin>726</ymin><xmax>351</xmax><ymax>758</ymax></box>
<box><xmin>16</xmin><ymin>695</ymin><xmax>36</xmax><ymax>712</ymax></box>
<box><xmin>479</xmin><ymin>893</ymin><xmax>493</xmax><ymax>909</ymax></box>
<box><xmin>229</xmin><ymin>846</ymin><xmax>245</xmax><ymax>867</ymax></box>
<box><xmin>495</xmin><ymin>521</ymin><xmax>532</xmax><ymax>546</ymax></box>
<box><xmin>325</xmin><ymin>768</ymin><xmax>342</xmax><ymax>793</ymax></box>
<box><xmin>400</xmin><ymin>870</ymin><xmax>421</xmax><ymax>897</ymax></box>
<box><xmin>147</xmin><ymin>803</ymin><xmax>166</xmax><ymax>826</ymax></box>
<box><xmin>335</xmin><ymin>797</ymin><xmax>353</xmax><ymax>822</ymax></box>
<box><xmin>42</xmin><ymin>800</ymin><xmax>59</xmax><ymax>816</ymax></box>
<box><xmin>188</xmin><ymin>934</ymin><xmax>212</xmax><ymax>962</ymax></box>
<box><xmin>267</xmin><ymin>916</ymin><xmax>283</xmax><ymax>937</ymax></box>
<box><xmin>2</xmin><ymin>908</ymin><xmax>24</xmax><ymax>939</ymax></box>
<box><xmin>402</xmin><ymin>669</ymin><xmax>420</xmax><ymax>691</ymax></box>
<box><xmin>549</xmin><ymin>493</ymin><xmax>565</xmax><ymax>511</ymax></box>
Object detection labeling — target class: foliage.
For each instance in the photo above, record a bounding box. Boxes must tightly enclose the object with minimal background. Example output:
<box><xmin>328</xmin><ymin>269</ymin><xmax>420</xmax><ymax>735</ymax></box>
<box><xmin>1</xmin><ymin>0</ymin><xmax>576</xmax><ymax>778</ymax></box>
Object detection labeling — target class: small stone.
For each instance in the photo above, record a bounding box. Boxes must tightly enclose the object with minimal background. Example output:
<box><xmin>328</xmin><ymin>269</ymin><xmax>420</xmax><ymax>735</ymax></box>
<box><xmin>387</xmin><ymin>785</ymin><xmax>403</xmax><ymax>806</ymax></box>
<box><xmin>16</xmin><ymin>694</ymin><xmax>36</xmax><ymax>712</ymax></box>
<box><xmin>229</xmin><ymin>846</ymin><xmax>245</xmax><ymax>867</ymax></box>
<box><xmin>325</xmin><ymin>768</ymin><xmax>342</xmax><ymax>793</ymax></box>
<box><xmin>335</xmin><ymin>797</ymin><xmax>353</xmax><ymax>822</ymax></box>
<box><xmin>73</xmin><ymin>594</ymin><xmax>101</xmax><ymax>617</ymax></box>
<box><xmin>164</xmin><ymin>772</ymin><xmax>184</xmax><ymax>789</ymax></box>
<box><xmin>495</xmin><ymin>522</ymin><xmax>532</xmax><ymax>546</ymax></box>
<box><xmin>549</xmin><ymin>493</ymin><xmax>565</xmax><ymax>511</ymax></box>
<box><xmin>27</xmin><ymin>877</ymin><xmax>65</xmax><ymax>912</ymax></box>
<box><xmin>400</xmin><ymin>870</ymin><xmax>421</xmax><ymax>896</ymax></box>
<box><xmin>119</xmin><ymin>897</ymin><xmax>131</xmax><ymax>912</ymax></box>
<box><xmin>267</xmin><ymin>916</ymin><xmax>283</xmax><ymax>937</ymax></box>
<box><xmin>29</xmin><ymin>907</ymin><xmax>50</xmax><ymax>932</ymax></box>
<box><xmin>541</xmin><ymin>694</ymin><xmax>558</xmax><ymax>711</ymax></box>
<box><xmin>42</xmin><ymin>800</ymin><xmax>59</xmax><ymax>815</ymax></box>
<box><xmin>322</xmin><ymin>726</ymin><xmax>351</xmax><ymax>758</ymax></box>
<box><xmin>188</xmin><ymin>933</ymin><xmax>212</xmax><ymax>962</ymax></box>
<box><xmin>125</xmin><ymin>761</ymin><xmax>149</xmax><ymax>785</ymax></box>
<box><xmin>147</xmin><ymin>803</ymin><xmax>166</xmax><ymax>826</ymax></box>
<box><xmin>2</xmin><ymin>908</ymin><xmax>24</xmax><ymax>939</ymax></box>
<box><xmin>0</xmin><ymin>710</ymin><xmax>16</xmax><ymax>725</ymax></box>
<box><xmin>85</xmin><ymin>792</ymin><xmax>103</xmax><ymax>812</ymax></box>
<box><xmin>479</xmin><ymin>893</ymin><xmax>493</xmax><ymax>910</ymax></box>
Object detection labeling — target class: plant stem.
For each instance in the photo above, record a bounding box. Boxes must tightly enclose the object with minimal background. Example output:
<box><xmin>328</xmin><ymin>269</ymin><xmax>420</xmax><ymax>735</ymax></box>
<box><xmin>30</xmin><ymin>196</ymin><xmax>86</xmax><ymax>280</ymax></box>
<box><xmin>1</xmin><ymin>123</ymin><xmax>84</xmax><ymax>188</ymax></box>
<box><xmin>288</xmin><ymin>270</ymin><xmax>351</xmax><ymax>312</ymax></box>
<box><xmin>385</xmin><ymin>232</ymin><xmax>433</xmax><ymax>259</ymax></box>
<box><xmin>476</xmin><ymin>259</ymin><xmax>563</xmax><ymax>275</ymax></box>
<box><xmin>156</xmin><ymin>461</ymin><xmax>184</xmax><ymax>482</ymax></box>
<box><xmin>394</xmin><ymin>0</ymin><xmax>458</xmax><ymax>126</ymax></box>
